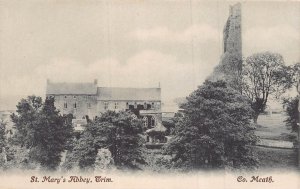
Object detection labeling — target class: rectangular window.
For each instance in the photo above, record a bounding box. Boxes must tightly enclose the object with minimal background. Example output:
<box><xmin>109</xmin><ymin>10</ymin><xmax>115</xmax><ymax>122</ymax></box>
<box><xmin>74</xmin><ymin>103</ymin><xmax>77</xmax><ymax>109</ymax></box>
<box><xmin>104</xmin><ymin>102</ymin><xmax>109</xmax><ymax>110</ymax></box>
<box><xmin>64</xmin><ymin>103</ymin><xmax>67</xmax><ymax>109</ymax></box>
<box><xmin>156</xmin><ymin>102</ymin><xmax>160</xmax><ymax>109</ymax></box>
<box><xmin>87</xmin><ymin>103</ymin><xmax>91</xmax><ymax>109</ymax></box>
<box><xmin>151</xmin><ymin>116</ymin><xmax>155</xmax><ymax>127</ymax></box>
<box><xmin>115</xmin><ymin>102</ymin><xmax>118</xmax><ymax>109</ymax></box>
<box><xmin>143</xmin><ymin>116</ymin><xmax>148</xmax><ymax>127</ymax></box>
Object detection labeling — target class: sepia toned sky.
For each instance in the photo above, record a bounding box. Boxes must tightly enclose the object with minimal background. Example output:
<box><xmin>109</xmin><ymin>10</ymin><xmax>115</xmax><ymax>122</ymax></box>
<box><xmin>0</xmin><ymin>0</ymin><xmax>299</xmax><ymax>110</ymax></box>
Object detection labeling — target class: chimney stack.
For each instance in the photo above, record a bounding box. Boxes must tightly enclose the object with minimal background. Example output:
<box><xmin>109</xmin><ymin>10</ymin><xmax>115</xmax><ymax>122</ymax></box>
<box><xmin>94</xmin><ymin>79</ymin><xmax>98</xmax><ymax>85</ymax></box>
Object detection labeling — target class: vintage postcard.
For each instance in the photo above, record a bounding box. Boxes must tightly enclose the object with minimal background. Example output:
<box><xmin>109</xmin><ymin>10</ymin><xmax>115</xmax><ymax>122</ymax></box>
<box><xmin>0</xmin><ymin>0</ymin><xmax>299</xmax><ymax>189</ymax></box>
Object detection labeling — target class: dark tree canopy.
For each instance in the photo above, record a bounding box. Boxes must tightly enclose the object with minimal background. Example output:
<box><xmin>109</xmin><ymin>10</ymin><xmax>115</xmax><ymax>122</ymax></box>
<box><xmin>73</xmin><ymin>111</ymin><xmax>146</xmax><ymax>170</ymax></box>
<box><xmin>280</xmin><ymin>63</ymin><xmax>300</xmax><ymax>134</ymax></box>
<box><xmin>10</xmin><ymin>96</ymin><xmax>73</xmax><ymax>170</ymax></box>
<box><xmin>0</xmin><ymin>120</ymin><xmax>6</xmax><ymax>152</ymax></box>
<box><xmin>286</xmin><ymin>62</ymin><xmax>300</xmax><ymax>89</ymax></box>
<box><xmin>164</xmin><ymin>80</ymin><xmax>258</xmax><ymax>170</ymax></box>
<box><xmin>283</xmin><ymin>96</ymin><xmax>299</xmax><ymax>133</ymax></box>
<box><xmin>10</xmin><ymin>96</ymin><xmax>43</xmax><ymax>147</ymax></box>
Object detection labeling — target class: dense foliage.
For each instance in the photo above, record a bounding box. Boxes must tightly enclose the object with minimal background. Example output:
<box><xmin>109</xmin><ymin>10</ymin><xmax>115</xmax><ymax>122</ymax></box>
<box><xmin>10</xmin><ymin>96</ymin><xmax>73</xmax><ymax>170</ymax></box>
<box><xmin>0</xmin><ymin>121</ymin><xmax>6</xmax><ymax>167</ymax></box>
<box><xmin>285</xmin><ymin>62</ymin><xmax>300</xmax><ymax>89</ymax></box>
<box><xmin>71</xmin><ymin>111</ymin><xmax>146</xmax><ymax>170</ymax></box>
<box><xmin>283</xmin><ymin>96</ymin><xmax>299</xmax><ymax>133</ymax></box>
<box><xmin>0</xmin><ymin>120</ymin><xmax>6</xmax><ymax>152</ymax></box>
<box><xmin>164</xmin><ymin>80</ymin><xmax>259</xmax><ymax>170</ymax></box>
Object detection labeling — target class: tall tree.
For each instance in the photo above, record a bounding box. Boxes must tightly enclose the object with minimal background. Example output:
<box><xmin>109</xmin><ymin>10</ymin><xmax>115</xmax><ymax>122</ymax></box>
<box><xmin>242</xmin><ymin>52</ymin><xmax>289</xmax><ymax>123</ymax></box>
<box><xmin>73</xmin><ymin>111</ymin><xmax>146</xmax><ymax>170</ymax></box>
<box><xmin>0</xmin><ymin>120</ymin><xmax>6</xmax><ymax>152</ymax></box>
<box><xmin>73</xmin><ymin>132</ymin><xmax>98</xmax><ymax>170</ymax></box>
<box><xmin>281</xmin><ymin>63</ymin><xmax>300</xmax><ymax>134</ymax></box>
<box><xmin>11</xmin><ymin>96</ymin><xmax>43</xmax><ymax>147</ymax></box>
<box><xmin>287</xmin><ymin>62</ymin><xmax>300</xmax><ymax>89</ymax></box>
<box><xmin>11</xmin><ymin>96</ymin><xmax>73</xmax><ymax>170</ymax></box>
<box><xmin>282</xmin><ymin>97</ymin><xmax>299</xmax><ymax>133</ymax></box>
<box><xmin>165</xmin><ymin>80</ymin><xmax>258</xmax><ymax>170</ymax></box>
<box><xmin>0</xmin><ymin>120</ymin><xmax>7</xmax><ymax>167</ymax></box>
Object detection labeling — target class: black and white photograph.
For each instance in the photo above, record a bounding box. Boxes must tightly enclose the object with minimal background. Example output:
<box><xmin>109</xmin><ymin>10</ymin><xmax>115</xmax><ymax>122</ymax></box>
<box><xmin>0</xmin><ymin>0</ymin><xmax>299</xmax><ymax>189</ymax></box>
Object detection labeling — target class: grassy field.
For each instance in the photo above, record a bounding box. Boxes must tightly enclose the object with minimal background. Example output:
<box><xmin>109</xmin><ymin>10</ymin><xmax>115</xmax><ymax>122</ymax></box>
<box><xmin>256</xmin><ymin>113</ymin><xmax>297</xmax><ymax>142</ymax></box>
<box><xmin>254</xmin><ymin>146</ymin><xmax>298</xmax><ymax>170</ymax></box>
<box><xmin>254</xmin><ymin>113</ymin><xmax>298</xmax><ymax>169</ymax></box>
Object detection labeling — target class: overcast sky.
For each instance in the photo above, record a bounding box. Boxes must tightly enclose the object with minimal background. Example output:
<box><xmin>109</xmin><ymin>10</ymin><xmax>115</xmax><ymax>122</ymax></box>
<box><xmin>0</xmin><ymin>0</ymin><xmax>299</xmax><ymax>110</ymax></box>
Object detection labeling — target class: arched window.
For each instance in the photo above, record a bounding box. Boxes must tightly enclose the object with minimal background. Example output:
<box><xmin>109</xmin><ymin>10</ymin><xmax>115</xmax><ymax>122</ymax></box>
<box><xmin>143</xmin><ymin>116</ymin><xmax>148</xmax><ymax>127</ymax></box>
<box><xmin>151</xmin><ymin>102</ymin><xmax>155</xmax><ymax>109</ymax></box>
<box><xmin>144</xmin><ymin>102</ymin><xmax>147</xmax><ymax>109</ymax></box>
<box><xmin>64</xmin><ymin>102</ymin><xmax>67</xmax><ymax>109</ymax></box>
<box><xmin>74</xmin><ymin>103</ymin><xmax>77</xmax><ymax>109</ymax></box>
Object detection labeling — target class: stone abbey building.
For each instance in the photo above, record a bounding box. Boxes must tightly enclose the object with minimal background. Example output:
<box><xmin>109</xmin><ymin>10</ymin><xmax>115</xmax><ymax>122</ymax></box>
<box><xmin>46</xmin><ymin>79</ymin><xmax>166</xmax><ymax>144</ymax></box>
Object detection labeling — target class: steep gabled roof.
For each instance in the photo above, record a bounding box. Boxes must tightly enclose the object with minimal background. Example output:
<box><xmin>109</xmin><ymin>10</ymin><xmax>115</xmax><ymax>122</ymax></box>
<box><xmin>97</xmin><ymin>87</ymin><xmax>161</xmax><ymax>101</ymax></box>
<box><xmin>46</xmin><ymin>82</ymin><xmax>97</xmax><ymax>95</ymax></box>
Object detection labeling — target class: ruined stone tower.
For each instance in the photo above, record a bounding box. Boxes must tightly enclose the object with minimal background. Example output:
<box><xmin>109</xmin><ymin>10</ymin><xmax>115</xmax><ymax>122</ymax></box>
<box><xmin>223</xmin><ymin>3</ymin><xmax>242</xmax><ymax>56</ymax></box>
<box><xmin>208</xmin><ymin>3</ymin><xmax>242</xmax><ymax>91</ymax></box>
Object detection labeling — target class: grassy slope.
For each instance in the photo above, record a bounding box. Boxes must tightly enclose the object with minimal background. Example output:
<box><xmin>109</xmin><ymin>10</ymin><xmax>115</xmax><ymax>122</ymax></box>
<box><xmin>255</xmin><ymin>114</ymin><xmax>297</xmax><ymax>142</ymax></box>
<box><xmin>254</xmin><ymin>113</ymin><xmax>298</xmax><ymax>169</ymax></box>
<box><xmin>254</xmin><ymin>146</ymin><xmax>298</xmax><ymax>170</ymax></box>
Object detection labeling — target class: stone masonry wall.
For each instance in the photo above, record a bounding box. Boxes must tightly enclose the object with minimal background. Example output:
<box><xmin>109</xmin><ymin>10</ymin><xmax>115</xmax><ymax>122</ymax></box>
<box><xmin>48</xmin><ymin>94</ymin><xmax>98</xmax><ymax>119</ymax></box>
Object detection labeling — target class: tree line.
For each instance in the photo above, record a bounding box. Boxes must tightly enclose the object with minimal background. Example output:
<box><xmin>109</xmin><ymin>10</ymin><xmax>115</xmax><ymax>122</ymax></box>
<box><xmin>0</xmin><ymin>52</ymin><xmax>299</xmax><ymax>171</ymax></box>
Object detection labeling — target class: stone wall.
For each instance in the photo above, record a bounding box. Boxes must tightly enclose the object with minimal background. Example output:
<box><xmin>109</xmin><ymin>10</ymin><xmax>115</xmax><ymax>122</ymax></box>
<box><xmin>97</xmin><ymin>100</ymin><xmax>161</xmax><ymax>113</ymax></box>
<box><xmin>97</xmin><ymin>100</ymin><xmax>162</xmax><ymax>125</ymax></box>
<box><xmin>49</xmin><ymin>94</ymin><xmax>163</xmax><ymax>122</ymax></box>
<box><xmin>223</xmin><ymin>3</ymin><xmax>242</xmax><ymax>55</ymax></box>
<box><xmin>48</xmin><ymin>94</ymin><xmax>98</xmax><ymax>119</ymax></box>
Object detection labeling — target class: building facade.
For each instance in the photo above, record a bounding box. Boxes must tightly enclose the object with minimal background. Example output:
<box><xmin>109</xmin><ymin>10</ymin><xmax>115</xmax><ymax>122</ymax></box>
<box><xmin>46</xmin><ymin>79</ymin><xmax>166</xmax><ymax>143</ymax></box>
